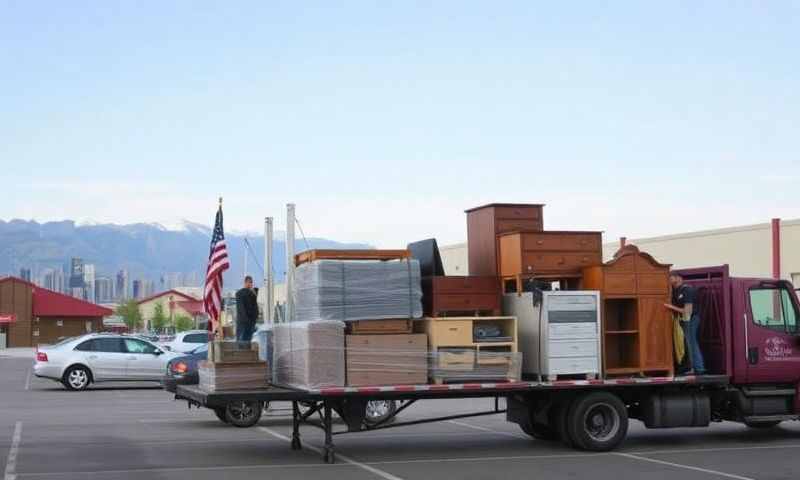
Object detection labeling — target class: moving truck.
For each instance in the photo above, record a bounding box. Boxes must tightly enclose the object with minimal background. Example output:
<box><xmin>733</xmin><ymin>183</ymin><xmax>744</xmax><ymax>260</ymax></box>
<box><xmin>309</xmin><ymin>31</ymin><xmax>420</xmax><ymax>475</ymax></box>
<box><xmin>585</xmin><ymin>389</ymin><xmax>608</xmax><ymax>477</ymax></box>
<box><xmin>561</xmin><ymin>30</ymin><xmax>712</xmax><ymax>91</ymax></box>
<box><xmin>174</xmin><ymin>265</ymin><xmax>800</xmax><ymax>463</ymax></box>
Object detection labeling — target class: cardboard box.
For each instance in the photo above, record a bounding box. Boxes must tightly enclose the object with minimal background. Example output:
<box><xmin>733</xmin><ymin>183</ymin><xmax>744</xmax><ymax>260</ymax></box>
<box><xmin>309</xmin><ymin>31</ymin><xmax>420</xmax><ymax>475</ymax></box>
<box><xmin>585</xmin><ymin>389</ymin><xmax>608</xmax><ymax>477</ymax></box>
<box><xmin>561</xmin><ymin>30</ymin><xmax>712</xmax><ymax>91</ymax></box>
<box><xmin>274</xmin><ymin>321</ymin><xmax>346</xmax><ymax>390</ymax></box>
<box><xmin>346</xmin><ymin>334</ymin><xmax>428</xmax><ymax>386</ymax></box>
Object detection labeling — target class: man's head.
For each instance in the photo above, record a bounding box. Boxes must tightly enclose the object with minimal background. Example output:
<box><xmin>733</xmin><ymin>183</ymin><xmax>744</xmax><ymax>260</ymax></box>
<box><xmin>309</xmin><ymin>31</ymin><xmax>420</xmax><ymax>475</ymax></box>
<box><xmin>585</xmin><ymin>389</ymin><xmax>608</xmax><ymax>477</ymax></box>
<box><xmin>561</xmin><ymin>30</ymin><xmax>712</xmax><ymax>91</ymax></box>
<box><xmin>669</xmin><ymin>272</ymin><xmax>684</xmax><ymax>288</ymax></box>
<box><xmin>244</xmin><ymin>275</ymin><xmax>253</xmax><ymax>289</ymax></box>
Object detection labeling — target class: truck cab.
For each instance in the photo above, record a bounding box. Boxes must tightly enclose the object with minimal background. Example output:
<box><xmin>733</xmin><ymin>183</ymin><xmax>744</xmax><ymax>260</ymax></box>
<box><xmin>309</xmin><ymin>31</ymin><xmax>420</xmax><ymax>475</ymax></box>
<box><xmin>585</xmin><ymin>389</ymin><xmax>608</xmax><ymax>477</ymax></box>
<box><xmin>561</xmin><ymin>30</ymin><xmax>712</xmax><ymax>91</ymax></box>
<box><xmin>679</xmin><ymin>265</ymin><xmax>800</xmax><ymax>423</ymax></box>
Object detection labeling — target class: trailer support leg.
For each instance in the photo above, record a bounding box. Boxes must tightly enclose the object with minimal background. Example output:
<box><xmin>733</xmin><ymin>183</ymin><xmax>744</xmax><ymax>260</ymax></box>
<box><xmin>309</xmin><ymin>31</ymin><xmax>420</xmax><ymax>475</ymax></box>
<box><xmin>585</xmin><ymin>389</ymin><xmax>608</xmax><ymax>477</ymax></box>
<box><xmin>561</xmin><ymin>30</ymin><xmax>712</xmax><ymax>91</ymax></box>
<box><xmin>291</xmin><ymin>401</ymin><xmax>302</xmax><ymax>450</ymax></box>
<box><xmin>323</xmin><ymin>401</ymin><xmax>335</xmax><ymax>463</ymax></box>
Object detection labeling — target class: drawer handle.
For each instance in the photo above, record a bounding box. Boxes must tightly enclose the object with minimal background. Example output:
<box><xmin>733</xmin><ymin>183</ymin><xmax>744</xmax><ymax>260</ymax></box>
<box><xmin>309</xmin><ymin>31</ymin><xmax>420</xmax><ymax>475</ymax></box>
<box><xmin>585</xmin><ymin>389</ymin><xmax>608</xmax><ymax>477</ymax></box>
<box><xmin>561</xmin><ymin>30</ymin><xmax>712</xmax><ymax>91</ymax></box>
<box><xmin>536</xmin><ymin>240</ymin><xmax>544</xmax><ymax>245</ymax></box>
<box><xmin>448</xmin><ymin>327</ymin><xmax>460</xmax><ymax>332</ymax></box>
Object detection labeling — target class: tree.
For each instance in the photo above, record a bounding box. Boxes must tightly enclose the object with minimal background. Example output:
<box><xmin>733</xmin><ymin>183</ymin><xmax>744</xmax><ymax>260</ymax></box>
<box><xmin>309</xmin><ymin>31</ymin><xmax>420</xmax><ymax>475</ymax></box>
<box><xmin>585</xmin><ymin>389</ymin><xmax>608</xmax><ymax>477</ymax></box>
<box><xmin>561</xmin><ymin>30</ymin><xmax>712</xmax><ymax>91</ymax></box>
<box><xmin>150</xmin><ymin>303</ymin><xmax>168</xmax><ymax>333</ymax></box>
<box><xmin>174</xmin><ymin>314</ymin><xmax>194</xmax><ymax>332</ymax></box>
<box><xmin>116</xmin><ymin>300</ymin><xmax>143</xmax><ymax>332</ymax></box>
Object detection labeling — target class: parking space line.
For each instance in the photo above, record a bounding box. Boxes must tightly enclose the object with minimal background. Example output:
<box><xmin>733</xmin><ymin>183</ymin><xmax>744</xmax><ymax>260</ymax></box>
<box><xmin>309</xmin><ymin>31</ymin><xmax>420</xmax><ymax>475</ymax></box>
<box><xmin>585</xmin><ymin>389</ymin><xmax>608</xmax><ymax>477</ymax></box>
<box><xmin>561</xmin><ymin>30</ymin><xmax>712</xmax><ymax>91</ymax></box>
<box><xmin>615</xmin><ymin>452</ymin><xmax>755</xmax><ymax>480</ymax></box>
<box><xmin>446</xmin><ymin>419</ymin><xmax>528</xmax><ymax>439</ymax></box>
<box><xmin>630</xmin><ymin>443</ymin><xmax>800</xmax><ymax>456</ymax></box>
<box><xmin>15</xmin><ymin>462</ymin><xmax>348</xmax><ymax>478</ymax></box>
<box><xmin>4</xmin><ymin>421</ymin><xmax>22</xmax><ymax>480</ymax></box>
<box><xmin>24</xmin><ymin>370</ymin><xmax>31</xmax><ymax>391</ymax></box>
<box><xmin>259</xmin><ymin>427</ymin><xmax>404</xmax><ymax>480</ymax></box>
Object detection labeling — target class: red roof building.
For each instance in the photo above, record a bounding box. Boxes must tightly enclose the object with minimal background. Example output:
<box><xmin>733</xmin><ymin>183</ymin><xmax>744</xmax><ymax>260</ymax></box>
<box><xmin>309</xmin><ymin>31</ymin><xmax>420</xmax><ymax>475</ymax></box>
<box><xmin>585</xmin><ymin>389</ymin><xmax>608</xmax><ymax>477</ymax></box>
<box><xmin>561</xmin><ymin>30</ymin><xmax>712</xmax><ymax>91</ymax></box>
<box><xmin>0</xmin><ymin>276</ymin><xmax>113</xmax><ymax>348</ymax></box>
<box><xmin>136</xmin><ymin>289</ymin><xmax>207</xmax><ymax>331</ymax></box>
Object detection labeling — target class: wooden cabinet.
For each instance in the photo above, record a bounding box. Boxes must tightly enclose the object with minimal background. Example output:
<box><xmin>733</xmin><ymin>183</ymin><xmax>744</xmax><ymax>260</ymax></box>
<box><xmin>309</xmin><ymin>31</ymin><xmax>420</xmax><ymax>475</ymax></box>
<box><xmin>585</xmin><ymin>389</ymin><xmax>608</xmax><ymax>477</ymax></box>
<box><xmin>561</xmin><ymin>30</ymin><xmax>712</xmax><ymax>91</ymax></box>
<box><xmin>465</xmin><ymin>203</ymin><xmax>544</xmax><ymax>276</ymax></box>
<box><xmin>498</xmin><ymin>231</ymin><xmax>603</xmax><ymax>291</ymax></box>
<box><xmin>421</xmin><ymin>276</ymin><xmax>501</xmax><ymax>317</ymax></box>
<box><xmin>582</xmin><ymin>245</ymin><xmax>673</xmax><ymax>377</ymax></box>
<box><xmin>416</xmin><ymin>316</ymin><xmax>520</xmax><ymax>382</ymax></box>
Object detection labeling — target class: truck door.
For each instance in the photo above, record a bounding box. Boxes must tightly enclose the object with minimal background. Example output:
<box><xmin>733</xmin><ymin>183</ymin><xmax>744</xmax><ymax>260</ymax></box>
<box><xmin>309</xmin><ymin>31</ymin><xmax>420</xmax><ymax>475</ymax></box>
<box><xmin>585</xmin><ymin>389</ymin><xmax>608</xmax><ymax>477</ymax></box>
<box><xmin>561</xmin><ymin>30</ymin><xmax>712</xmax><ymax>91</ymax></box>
<box><xmin>744</xmin><ymin>280</ymin><xmax>800</xmax><ymax>384</ymax></box>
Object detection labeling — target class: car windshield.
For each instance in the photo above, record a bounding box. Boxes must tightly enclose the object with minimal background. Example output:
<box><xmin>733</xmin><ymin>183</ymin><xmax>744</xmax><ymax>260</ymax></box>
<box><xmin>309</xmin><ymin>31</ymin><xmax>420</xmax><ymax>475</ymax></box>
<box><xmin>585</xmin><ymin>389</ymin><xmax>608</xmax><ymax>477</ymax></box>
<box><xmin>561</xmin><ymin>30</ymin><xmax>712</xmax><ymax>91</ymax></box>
<box><xmin>191</xmin><ymin>344</ymin><xmax>209</xmax><ymax>355</ymax></box>
<box><xmin>51</xmin><ymin>336</ymin><xmax>78</xmax><ymax>347</ymax></box>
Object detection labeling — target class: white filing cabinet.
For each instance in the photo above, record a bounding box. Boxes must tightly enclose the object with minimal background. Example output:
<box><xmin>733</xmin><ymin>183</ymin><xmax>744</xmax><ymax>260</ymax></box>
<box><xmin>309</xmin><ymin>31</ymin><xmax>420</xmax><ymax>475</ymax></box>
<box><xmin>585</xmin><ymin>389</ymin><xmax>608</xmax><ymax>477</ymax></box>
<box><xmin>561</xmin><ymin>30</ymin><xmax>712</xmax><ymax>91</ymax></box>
<box><xmin>503</xmin><ymin>291</ymin><xmax>601</xmax><ymax>381</ymax></box>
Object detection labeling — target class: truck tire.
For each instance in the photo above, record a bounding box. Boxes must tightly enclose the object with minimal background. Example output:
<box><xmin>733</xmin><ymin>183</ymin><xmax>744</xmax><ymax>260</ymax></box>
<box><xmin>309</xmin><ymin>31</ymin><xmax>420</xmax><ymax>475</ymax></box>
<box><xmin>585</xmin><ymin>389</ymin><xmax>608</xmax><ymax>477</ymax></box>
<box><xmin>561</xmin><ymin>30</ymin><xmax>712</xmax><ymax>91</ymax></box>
<box><xmin>744</xmin><ymin>420</ymin><xmax>781</xmax><ymax>429</ymax></box>
<box><xmin>566</xmin><ymin>392</ymin><xmax>628</xmax><ymax>452</ymax></box>
<box><xmin>551</xmin><ymin>399</ymin><xmax>575</xmax><ymax>447</ymax></box>
<box><xmin>224</xmin><ymin>400</ymin><xmax>263</xmax><ymax>428</ymax></box>
<box><xmin>519</xmin><ymin>419</ymin><xmax>557</xmax><ymax>440</ymax></box>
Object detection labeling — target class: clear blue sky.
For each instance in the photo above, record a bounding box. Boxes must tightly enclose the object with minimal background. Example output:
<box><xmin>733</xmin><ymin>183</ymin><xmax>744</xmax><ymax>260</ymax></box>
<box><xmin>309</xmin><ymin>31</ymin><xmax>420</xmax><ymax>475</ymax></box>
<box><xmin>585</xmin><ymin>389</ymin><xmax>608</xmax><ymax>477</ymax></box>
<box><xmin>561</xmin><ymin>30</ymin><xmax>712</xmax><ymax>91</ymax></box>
<box><xmin>2</xmin><ymin>2</ymin><xmax>798</xmax><ymax>247</ymax></box>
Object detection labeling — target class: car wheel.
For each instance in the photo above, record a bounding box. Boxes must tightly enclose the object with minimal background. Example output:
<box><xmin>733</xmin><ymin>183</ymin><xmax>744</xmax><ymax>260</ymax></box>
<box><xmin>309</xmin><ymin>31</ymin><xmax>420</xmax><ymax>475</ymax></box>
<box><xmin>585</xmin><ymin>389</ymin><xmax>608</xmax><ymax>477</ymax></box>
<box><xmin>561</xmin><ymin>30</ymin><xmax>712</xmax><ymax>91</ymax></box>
<box><xmin>364</xmin><ymin>400</ymin><xmax>397</xmax><ymax>427</ymax></box>
<box><xmin>62</xmin><ymin>366</ymin><xmax>92</xmax><ymax>391</ymax></box>
<box><xmin>744</xmin><ymin>420</ymin><xmax>782</xmax><ymax>429</ymax></box>
<box><xmin>224</xmin><ymin>400</ymin><xmax>263</xmax><ymax>428</ymax></box>
<box><xmin>214</xmin><ymin>408</ymin><xmax>229</xmax><ymax>424</ymax></box>
<box><xmin>565</xmin><ymin>392</ymin><xmax>628</xmax><ymax>452</ymax></box>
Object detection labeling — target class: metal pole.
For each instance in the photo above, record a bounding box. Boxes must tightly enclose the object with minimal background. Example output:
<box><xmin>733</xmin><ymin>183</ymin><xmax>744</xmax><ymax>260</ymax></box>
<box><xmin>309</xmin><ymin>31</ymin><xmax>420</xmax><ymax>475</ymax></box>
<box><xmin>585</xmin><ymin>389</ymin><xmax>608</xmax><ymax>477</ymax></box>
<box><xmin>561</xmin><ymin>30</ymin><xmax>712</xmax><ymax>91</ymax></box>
<box><xmin>265</xmin><ymin>217</ymin><xmax>274</xmax><ymax>324</ymax></box>
<box><xmin>286</xmin><ymin>203</ymin><xmax>296</xmax><ymax>323</ymax></box>
<box><xmin>772</xmin><ymin>218</ymin><xmax>781</xmax><ymax>279</ymax></box>
<box><xmin>243</xmin><ymin>236</ymin><xmax>248</xmax><ymax>279</ymax></box>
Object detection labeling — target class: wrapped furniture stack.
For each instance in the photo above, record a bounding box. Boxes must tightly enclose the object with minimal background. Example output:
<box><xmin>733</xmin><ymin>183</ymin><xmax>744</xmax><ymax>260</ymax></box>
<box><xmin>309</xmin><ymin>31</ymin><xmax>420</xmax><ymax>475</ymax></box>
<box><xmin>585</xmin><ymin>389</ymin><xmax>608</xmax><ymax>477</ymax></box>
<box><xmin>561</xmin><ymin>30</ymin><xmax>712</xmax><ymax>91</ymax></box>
<box><xmin>273</xmin><ymin>321</ymin><xmax>346</xmax><ymax>390</ymax></box>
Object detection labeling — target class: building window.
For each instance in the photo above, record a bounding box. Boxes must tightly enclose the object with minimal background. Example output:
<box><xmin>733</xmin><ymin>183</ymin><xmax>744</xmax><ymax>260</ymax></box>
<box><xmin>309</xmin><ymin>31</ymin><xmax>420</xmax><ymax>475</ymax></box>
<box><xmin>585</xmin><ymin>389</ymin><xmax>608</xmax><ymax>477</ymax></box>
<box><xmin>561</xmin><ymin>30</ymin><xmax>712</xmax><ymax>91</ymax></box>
<box><xmin>57</xmin><ymin>320</ymin><xmax>64</xmax><ymax>327</ymax></box>
<box><xmin>33</xmin><ymin>329</ymin><xmax>39</xmax><ymax>337</ymax></box>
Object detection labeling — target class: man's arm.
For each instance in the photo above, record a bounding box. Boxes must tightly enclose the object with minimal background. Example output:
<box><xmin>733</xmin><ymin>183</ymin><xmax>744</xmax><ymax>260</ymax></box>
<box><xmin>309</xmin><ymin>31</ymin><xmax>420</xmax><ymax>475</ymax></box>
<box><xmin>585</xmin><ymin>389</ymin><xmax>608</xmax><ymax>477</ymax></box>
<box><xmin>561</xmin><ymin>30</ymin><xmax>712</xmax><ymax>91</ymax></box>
<box><xmin>247</xmin><ymin>291</ymin><xmax>259</xmax><ymax>322</ymax></box>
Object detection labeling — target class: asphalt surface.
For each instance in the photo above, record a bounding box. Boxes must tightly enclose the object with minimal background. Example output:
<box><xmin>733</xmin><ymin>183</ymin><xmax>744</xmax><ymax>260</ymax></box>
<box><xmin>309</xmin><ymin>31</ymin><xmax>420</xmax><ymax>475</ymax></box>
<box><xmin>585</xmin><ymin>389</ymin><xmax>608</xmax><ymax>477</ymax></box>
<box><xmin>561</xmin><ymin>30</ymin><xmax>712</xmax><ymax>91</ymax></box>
<box><xmin>2</xmin><ymin>353</ymin><xmax>800</xmax><ymax>480</ymax></box>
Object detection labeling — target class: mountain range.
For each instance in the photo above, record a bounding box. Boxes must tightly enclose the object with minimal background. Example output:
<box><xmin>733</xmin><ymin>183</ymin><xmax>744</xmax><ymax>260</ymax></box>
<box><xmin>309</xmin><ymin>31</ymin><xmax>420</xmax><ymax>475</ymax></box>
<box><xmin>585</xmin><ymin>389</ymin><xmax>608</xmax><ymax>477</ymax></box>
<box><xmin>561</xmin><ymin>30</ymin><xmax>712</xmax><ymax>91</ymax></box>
<box><xmin>0</xmin><ymin>219</ymin><xmax>371</xmax><ymax>288</ymax></box>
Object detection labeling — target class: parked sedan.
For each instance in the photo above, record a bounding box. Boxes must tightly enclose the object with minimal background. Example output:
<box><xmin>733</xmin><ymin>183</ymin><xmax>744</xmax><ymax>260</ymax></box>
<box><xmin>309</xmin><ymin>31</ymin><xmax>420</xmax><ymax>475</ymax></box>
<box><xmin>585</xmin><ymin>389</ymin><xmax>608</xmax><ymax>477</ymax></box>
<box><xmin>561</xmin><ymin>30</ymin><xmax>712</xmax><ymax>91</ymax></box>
<box><xmin>34</xmin><ymin>333</ymin><xmax>181</xmax><ymax>390</ymax></box>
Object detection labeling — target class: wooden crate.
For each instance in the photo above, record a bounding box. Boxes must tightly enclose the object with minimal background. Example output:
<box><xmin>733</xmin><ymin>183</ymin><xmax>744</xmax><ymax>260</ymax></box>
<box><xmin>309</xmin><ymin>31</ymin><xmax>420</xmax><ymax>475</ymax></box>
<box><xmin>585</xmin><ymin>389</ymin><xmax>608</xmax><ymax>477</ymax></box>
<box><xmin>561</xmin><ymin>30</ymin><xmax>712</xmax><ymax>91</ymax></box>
<box><xmin>294</xmin><ymin>249</ymin><xmax>411</xmax><ymax>266</ymax></box>
<box><xmin>209</xmin><ymin>341</ymin><xmax>260</xmax><ymax>364</ymax></box>
<box><xmin>347</xmin><ymin>319</ymin><xmax>413</xmax><ymax>335</ymax></box>
<box><xmin>199</xmin><ymin>361</ymin><xmax>270</xmax><ymax>391</ymax></box>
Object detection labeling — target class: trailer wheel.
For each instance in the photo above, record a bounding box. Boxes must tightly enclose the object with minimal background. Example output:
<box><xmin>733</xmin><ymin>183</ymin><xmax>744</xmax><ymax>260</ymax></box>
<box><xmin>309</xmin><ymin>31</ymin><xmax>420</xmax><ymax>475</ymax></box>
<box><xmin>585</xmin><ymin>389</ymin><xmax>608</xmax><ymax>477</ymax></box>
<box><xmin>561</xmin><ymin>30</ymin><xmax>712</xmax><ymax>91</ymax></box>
<box><xmin>224</xmin><ymin>400</ymin><xmax>263</xmax><ymax>428</ymax></box>
<box><xmin>566</xmin><ymin>392</ymin><xmax>628</xmax><ymax>452</ymax></box>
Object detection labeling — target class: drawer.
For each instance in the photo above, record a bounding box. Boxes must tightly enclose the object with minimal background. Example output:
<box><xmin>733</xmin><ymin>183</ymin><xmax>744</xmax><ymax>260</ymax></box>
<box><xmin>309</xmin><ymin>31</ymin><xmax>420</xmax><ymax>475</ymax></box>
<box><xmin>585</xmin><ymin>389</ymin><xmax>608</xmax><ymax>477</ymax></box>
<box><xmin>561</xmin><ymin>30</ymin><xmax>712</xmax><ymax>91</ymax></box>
<box><xmin>431</xmin><ymin>276</ymin><xmax>498</xmax><ymax>294</ymax></box>
<box><xmin>437</xmin><ymin>349</ymin><xmax>475</xmax><ymax>370</ymax></box>
<box><xmin>549</xmin><ymin>340</ymin><xmax>598</xmax><ymax>358</ymax></box>
<box><xmin>430</xmin><ymin>320</ymin><xmax>473</xmax><ymax>346</ymax></box>
<box><xmin>549</xmin><ymin>323</ymin><xmax>598</xmax><ymax>339</ymax></box>
<box><xmin>495</xmin><ymin>218</ymin><xmax>543</xmax><ymax>233</ymax></box>
<box><xmin>548</xmin><ymin>356</ymin><xmax>599</xmax><ymax>375</ymax></box>
<box><xmin>604</xmin><ymin>273</ymin><xmax>637</xmax><ymax>295</ymax></box>
<box><xmin>521</xmin><ymin>233</ymin><xmax>601</xmax><ymax>252</ymax></box>
<box><xmin>434</xmin><ymin>293</ymin><xmax>500</xmax><ymax>312</ymax></box>
<box><xmin>521</xmin><ymin>252</ymin><xmax>602</xmax><ymax>273</ymax></box>
<box><xmin>493</xmin><ymin>205</ymin><xmax>542</xmax><ymax>220</ymax></box>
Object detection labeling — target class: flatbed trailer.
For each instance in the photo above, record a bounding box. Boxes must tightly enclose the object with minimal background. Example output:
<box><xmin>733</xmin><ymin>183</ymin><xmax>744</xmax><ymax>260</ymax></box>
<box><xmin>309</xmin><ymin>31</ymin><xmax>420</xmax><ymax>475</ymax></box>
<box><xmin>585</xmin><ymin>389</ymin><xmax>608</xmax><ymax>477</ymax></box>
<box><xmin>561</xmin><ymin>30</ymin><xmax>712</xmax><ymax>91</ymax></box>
<box><xmin>176</xmin><ymin>374</ymin><xmax>730</xmax><ymax>463</ymax></box>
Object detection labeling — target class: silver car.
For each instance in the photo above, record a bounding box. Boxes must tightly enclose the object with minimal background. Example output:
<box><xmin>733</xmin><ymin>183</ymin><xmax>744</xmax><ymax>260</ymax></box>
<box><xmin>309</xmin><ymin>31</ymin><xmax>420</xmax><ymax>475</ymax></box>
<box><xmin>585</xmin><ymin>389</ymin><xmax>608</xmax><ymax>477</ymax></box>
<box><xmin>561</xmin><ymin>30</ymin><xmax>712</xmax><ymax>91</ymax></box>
<box><xmin>33</xmin><ymin>333</ymin><xmax>181</xmax><ymax>390</ymax></box>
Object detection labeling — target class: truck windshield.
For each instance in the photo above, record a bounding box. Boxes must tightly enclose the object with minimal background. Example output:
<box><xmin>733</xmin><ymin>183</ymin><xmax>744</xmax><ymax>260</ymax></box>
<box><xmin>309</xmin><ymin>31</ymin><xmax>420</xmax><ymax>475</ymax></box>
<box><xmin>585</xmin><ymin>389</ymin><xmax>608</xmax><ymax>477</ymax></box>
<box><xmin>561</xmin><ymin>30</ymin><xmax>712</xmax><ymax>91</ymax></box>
<box><xmin>749</xmin><ymin>286</ymin><xmax>799</xmax><ymax>334</ymax></box>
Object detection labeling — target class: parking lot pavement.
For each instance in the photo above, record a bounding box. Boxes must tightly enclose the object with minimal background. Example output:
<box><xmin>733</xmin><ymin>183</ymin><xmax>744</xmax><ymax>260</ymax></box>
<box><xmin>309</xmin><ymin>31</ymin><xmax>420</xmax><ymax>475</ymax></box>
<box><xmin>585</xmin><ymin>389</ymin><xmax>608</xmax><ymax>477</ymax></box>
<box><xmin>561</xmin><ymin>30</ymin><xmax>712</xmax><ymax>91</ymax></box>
<box><xmin>2</xmin><ymin>355</ymin><xmax>800</xmax><ymax>480</ymax></box>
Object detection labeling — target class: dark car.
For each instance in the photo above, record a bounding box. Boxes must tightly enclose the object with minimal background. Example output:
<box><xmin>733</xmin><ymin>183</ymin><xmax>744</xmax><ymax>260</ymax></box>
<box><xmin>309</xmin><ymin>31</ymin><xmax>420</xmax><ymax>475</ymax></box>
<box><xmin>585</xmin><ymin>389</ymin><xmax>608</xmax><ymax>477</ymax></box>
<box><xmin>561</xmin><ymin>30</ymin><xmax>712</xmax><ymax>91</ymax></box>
<box><xmin>161</xmin><ymin>343</ymin><xmax>208</xmax><ymax>394</ymax></box>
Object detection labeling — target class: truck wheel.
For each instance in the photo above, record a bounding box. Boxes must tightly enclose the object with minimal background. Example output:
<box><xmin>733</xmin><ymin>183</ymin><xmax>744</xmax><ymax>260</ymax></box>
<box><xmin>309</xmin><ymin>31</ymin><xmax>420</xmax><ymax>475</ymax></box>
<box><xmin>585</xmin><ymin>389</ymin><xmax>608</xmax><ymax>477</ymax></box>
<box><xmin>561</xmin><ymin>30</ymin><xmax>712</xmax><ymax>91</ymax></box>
<box><xmin>566</xmin><ymin>392</ymin><xmax>628</xmax><ymax>452</ymax></box>
<box><xmin>213</xmin><ymin>408</ymin><xmax>229</xmax><ymax>424</ymax></box>
<box><xmin>224</xmin><ymin>400</ymin><xmax>263</xmax><ymax>428</ymax></box>
<box><xmin>519</xmin><ymin>420</ymin><xmax>557</xmax><ymax>440</ymax></box>
<box><xmin>744</xmin><ymin>420</ymin><xmax>781</xmax><ymax>429</ymax></box>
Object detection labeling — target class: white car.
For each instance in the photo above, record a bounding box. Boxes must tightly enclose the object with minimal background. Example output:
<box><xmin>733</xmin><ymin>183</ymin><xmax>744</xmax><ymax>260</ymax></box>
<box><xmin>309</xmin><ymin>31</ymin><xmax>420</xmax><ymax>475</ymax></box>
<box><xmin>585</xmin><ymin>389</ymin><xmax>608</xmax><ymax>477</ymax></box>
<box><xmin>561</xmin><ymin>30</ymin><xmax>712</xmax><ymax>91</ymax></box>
<box><xmin>33</xmin><ymin>333</ymin><xmax>181</xmax><ymax>390</ymax></box>
<box><xmin>162</xmin><ymin>330</ymin><xmax>211</xmax><ymax>353</ymax></box>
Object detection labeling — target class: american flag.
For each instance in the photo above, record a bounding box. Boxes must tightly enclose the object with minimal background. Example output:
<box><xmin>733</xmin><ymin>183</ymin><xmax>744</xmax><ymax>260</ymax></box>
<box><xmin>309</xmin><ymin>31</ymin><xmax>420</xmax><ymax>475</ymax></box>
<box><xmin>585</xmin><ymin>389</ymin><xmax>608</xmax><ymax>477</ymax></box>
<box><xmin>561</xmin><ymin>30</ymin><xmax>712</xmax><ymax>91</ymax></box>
<box><xmin>204</xmin><ymin>205</ymin><xmax>230</xmax><ymax>332</ymax></box>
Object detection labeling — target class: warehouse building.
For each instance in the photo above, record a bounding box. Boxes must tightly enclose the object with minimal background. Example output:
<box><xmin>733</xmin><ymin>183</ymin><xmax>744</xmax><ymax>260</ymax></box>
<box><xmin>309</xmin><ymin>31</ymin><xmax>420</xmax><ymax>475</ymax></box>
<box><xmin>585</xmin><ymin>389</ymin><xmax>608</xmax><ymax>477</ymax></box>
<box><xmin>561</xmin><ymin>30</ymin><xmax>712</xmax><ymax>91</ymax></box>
<box><xmin>439</xmin><ymin>218</ymin><xmax>800</xmax><ymax>285</ymax></box>
<box><xmin>0</xmin><ymin>277</ymin><xmax>112</xmax><ymax>348</ymax></box>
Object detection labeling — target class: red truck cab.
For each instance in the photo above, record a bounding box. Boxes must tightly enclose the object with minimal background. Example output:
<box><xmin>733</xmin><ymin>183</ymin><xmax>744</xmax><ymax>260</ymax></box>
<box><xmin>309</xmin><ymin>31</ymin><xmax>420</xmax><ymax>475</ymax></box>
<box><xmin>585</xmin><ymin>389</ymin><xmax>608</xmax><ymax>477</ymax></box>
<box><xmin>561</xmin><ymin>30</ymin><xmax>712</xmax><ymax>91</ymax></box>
<box><xmin>680</xmin><ymin>265</ymin><xmax>800</xmax><ymax>421</ymax></box>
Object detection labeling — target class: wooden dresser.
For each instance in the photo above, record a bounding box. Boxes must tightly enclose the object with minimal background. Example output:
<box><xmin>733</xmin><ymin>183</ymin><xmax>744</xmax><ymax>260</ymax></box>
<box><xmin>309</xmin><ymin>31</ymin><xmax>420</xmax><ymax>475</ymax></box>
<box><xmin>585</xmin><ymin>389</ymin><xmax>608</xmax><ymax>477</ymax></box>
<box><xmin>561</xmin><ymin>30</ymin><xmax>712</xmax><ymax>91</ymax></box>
<box><xmin>582</xmin><ymin>245</ymin><xmax>673</xmax><ymax>377</ymax></box>
<box><xmin>466</xmin><ymin>203</ymin><xmax>544</xmax><ymax>276</ymax></box>
<box><xmin>421</xmin><ymin>276</ymin><xmax>501</xmax><ymax>317</ymax></box>
<box><xmin>497</xmin><ymin>231</ymin><xmax>603</xmax><ymax>291</ymax></box>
